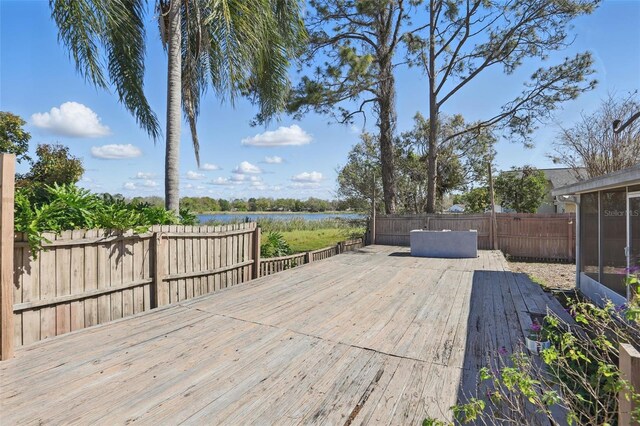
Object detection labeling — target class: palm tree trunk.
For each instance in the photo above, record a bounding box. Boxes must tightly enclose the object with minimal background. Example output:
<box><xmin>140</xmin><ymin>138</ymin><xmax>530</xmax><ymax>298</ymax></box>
<box><xmin>165</xmin><ymin>0</ymin><xmax>182</xmax><ymax>213</ymax></box>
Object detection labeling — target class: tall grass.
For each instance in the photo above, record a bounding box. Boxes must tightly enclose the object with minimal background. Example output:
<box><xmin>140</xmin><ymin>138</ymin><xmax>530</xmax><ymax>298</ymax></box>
<box><xmin>201</xmin><ymin>216</ymin><xmax>367</xmax><ymax>235</ymax></box>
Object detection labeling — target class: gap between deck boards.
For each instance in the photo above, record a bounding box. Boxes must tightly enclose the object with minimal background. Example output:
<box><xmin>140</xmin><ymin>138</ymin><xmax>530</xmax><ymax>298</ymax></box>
<box><xmin>183</xmin><ymin>304</ymin><xmax>460</xmax><ymax>369</ymax></box>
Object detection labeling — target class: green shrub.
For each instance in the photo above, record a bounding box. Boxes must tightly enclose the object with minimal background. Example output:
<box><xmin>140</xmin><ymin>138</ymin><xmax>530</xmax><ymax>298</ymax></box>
<box><xmin>14</xmin><ymin>183</ymin><xmax>196</xmax><ymax>254</ymax></box>
<box><xmin>260</xmin><ymin>232</ymin><xmax>293</xmax><ymax>258</ymax></box>
<box><xmin>427</xmin><ymin>295</ymin><xmax>640</xmax><ymax>426</ymax></box>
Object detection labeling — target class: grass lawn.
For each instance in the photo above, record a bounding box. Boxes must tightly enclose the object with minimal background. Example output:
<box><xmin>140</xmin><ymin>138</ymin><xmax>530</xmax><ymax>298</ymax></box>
<box><xmin>280</xmin><ymin>228</ymin><xmax>357</xmax><ymax>253</ymax></box>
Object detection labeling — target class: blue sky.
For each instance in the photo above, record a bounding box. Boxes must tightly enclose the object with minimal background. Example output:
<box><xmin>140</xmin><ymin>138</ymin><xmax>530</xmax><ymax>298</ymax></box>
<box><xmin>1</xmin><ymin>0</ymin><xmax>639</xmax><ymax>200</ymax></box>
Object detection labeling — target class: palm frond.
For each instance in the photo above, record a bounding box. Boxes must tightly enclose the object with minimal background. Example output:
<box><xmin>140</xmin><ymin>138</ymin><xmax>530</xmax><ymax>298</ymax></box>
<box><xmin>50</xmin><ymin>0</ymin><xmax>160</xmax><ymax>140</ymax></box>
<box><xmin>181</xmin><ymin>0</ymin><xmax>209</xmax><ymax>164</ymax></box>
<box><xmin>102</xmin><ymin>0</ymin><xmax>160</xmax><ymax>139</ymax></box>
<box><xmin>50</xmin><ymin>0</ymin><xmax>107</xmax><ymax>88</ymax></box>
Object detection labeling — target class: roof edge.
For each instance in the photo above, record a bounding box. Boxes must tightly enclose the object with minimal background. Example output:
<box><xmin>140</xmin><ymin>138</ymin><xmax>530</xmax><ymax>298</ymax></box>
<box><xmin>552</xmin><ymin>164</ymin><xmax>640</xmax><ymax>196</ymax></box>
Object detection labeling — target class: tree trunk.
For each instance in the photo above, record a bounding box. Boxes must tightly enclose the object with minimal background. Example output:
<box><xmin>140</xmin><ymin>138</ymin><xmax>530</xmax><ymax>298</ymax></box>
<box><xmin>376</xmin><ymin>6</ymin><xmax>398</xmax><ymax>215</ymax></box>
<box><xmin>425</xmin><ymin>0</ymin><xmax>438</xmax><ymax>214</ymax></box>
<box><xmin>378</xmin><ymin>60</ymin><xmax>397</xmax><ymax>214</ymax></box>
<box><xmin>164</xmin><ymin>0</ymin><xmax>182</xmax><ymax>213</ymax></box>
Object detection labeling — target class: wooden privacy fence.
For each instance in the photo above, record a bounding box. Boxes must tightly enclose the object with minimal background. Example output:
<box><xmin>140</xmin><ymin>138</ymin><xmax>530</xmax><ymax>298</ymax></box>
<box><xmin>373</xmin><ymin>213</ymin><xmax>576</xmax><ymax>261</ymax></box>
<box><xmin>10</xmin><ymin>223</ymin><xmax>259</xmax><ymax>348</ymax></box>
<box><xmin>259</xmin><ymin>238</ymin><xmax>365</xmax><ymax>277</ymax></box>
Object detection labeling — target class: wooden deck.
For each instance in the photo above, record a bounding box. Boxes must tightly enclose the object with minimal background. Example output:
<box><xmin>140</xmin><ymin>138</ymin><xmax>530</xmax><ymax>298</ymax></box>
<box><xmin>0</xmin><ymin>246</ymin><xmax>569</xmax><ymax>424</ymax></box>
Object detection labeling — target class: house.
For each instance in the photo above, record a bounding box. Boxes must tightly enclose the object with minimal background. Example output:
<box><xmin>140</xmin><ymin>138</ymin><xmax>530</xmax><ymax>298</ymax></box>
<box><xmin>552</xmin><ymin>164</ymin><xmax>640</xmax><ymax>306</ymax></box>
<box><xmin>537</xmin><ymin>167</ymin><xmax>587</xmax><ymax>213</ymax></box>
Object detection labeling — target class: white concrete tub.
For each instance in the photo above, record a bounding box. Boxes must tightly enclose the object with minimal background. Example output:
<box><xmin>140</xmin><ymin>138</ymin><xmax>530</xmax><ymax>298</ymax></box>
<box><xmin>410</xmin><ymin>229</ymin><xmax>478</xmax><ymax>258</ymax></box>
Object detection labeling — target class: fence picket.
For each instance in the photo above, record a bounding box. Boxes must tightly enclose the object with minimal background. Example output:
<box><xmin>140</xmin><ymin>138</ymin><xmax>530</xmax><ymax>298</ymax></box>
<box><xmin>373</xmin><ymin>213</ymin><xmax>575</xmax><ymax>261</ymax></box>
<box><xmin>6</xmin><ymin>223</ymin><xmax>257</xmax><ymax>349</ymax></box>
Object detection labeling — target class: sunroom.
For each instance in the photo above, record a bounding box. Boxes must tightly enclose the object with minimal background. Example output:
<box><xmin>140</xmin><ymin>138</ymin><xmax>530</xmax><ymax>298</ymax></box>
<box><xmin>552</xmin><ymin>164</ymin><xmax>640</xmax><ymax>306</ymax></box>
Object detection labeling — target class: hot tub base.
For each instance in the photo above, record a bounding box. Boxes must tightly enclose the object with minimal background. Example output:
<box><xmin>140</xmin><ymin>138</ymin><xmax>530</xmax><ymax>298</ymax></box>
<box><xmin>410</xmin><ymin>230</ymin><xmax>478</xmax><ymax>258</ymax></box>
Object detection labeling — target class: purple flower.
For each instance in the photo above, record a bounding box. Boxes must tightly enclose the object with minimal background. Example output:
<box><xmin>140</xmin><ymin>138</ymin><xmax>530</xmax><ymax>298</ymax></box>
<box><xmin>531</xmin><ymin>323</ymin><xmax>542</xmax><ymax>333</ymax></box>
<box><xmin>498</xmin><ymin>346</ymin><xmax>508</xmax><ymax>356</ymax></box>
<box><xmin>615</xmin><ymin>304</ymin><xmax>628</xmax><ymax>313</ymax></box>
<box><xmin>626</xmin><ymin>265</ymin><xmax>640</xmax><ymax>274</ymax></box>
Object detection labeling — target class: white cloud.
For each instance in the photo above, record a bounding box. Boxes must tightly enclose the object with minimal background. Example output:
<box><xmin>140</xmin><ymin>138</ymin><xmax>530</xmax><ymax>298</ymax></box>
<box><xmin>123</xmin><ymin>179</ymin><xmax>158</xmax><ymax>190</ymax></box>
<box><xmin>91</xmin><ymin>144</ymin><xmax>142</xmax><ymax>159</ymax></box>
<box><xmin>200</xmin><ymin>163</ymin><xmax>220</xmax><ymax>171</ymax></box>
<box><xmin>133</xmin><ymin>172</ymin><xmax>155</xmax><ymax>179</ymax></box>
<box><xmin>291</xmin><ymin>171</ymin><xmax>323</xmax><ymax>183</ymax></box>
<box><xmin>233</xmin><ymin>161</ymin><xmax>262</xmax><ymax>174</ymax></box>
<box><xmin>231</xmin><ymin>174</ymin><xmax>262</xmax><ymax>183</ymax></box>
<box><xmin>209</xmin><ymin>177</ymin><xmax>232</xmax><ymax>186</ymax></box>
<box><xmin>241</xmin><ymin>124</ymin><xmax>312</xmax><ymax>147</ymax></box>
<box><xmin>31</xmin><ymin>101</ymin><xmax>110</xmax><ymax>138</ymax></box>
<box><xmin>264</xmin><ymin>155</ymin><xmax>284</xmax><ymax>164</ymax></box>
<box><xmin>289</xmin><ymin>182</ymin><xmax>321</xmax><ymax>189</ymax></box>
<box><xmin>186</xmin><ymin>170</ymin><xmax>205</xmax><ymax>180</ymax></box>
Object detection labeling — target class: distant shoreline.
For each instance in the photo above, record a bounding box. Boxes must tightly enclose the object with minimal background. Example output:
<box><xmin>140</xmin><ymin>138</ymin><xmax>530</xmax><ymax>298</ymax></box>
<box><xmin>195</xmin><ymin>211</ymin><xmax>362</xmax><ymax>215</ymax></box>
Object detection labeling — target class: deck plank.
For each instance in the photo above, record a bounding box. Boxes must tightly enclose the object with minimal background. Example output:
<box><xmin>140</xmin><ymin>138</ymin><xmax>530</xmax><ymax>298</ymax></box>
<box><xmin>0</xmin><ymin>246</ymin><xmax>566</xmax><ymax>424</ymax></box>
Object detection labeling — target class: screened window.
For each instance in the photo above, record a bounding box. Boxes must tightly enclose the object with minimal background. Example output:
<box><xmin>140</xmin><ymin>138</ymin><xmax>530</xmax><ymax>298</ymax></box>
<box><xmin>600</xmin><ymin>188</ymin><xmax>627</xmax><ymax>296</ymax></box>
<box><xmin>580</xmin><ymin>192</ymin><xmax>599</xmax><ymax>281</ymax></box>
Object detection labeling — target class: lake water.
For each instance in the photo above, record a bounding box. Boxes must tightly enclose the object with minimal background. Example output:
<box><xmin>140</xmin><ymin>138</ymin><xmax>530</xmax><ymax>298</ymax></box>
<box><xmin>197</xmin><ymin>212</ymin><xmax>364</xmax><ymax>223</ymax></box>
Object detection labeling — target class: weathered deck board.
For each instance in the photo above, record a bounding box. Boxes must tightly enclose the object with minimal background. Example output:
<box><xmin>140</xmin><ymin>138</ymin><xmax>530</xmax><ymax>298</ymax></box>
<box><xmin>0</xmin><ymin>246</ymin><xmax>564</xmax><ymax>424</ymax></box>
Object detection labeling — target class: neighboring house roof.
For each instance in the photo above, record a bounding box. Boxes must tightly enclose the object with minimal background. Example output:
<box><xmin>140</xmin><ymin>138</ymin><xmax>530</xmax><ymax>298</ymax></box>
<box><xmin>552</xmin><ymin>164</ymin><xmax>640</xmax><ymax>196</ymax></box>
<box><xmin>538</xmin><ymin>167</ymin><xmax>587</xmax><ymax>190</ymax></box>
<box><xmin>502</xmin><ymin>167</ymin><xmax>586</xmax><ymax>190</ymax></box>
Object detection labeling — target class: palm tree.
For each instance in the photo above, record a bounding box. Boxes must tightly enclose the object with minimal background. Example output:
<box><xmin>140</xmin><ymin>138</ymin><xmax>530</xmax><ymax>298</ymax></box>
<box><xmin>50</xmin><ymin>0</ymin><xmax>306</xmax><ymax>212</ymax></box>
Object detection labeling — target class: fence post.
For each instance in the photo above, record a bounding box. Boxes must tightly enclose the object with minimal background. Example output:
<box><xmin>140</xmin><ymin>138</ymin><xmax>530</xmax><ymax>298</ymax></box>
<box><xmin>568</xmin><ymin>217</ymin><xmax>574</xmax><ymax>262</ymax></box>
<box><xmin>0</xmin><ymin>154</ymin><xmax>15</xmax><ymax>360</ymax></box>
<box><xmin>252</xmin><ymin>227</ymin><xmax>261</xmax><ymax>279</ymax></box>
<box><xmin>305</xmin><ymin>251</ymin><xmax>313</xmax><ymax>264</ymax></box>
<box><xmin>153</xmin><ymin>232</ymin><xmax>168</xmax><ymax>307</ymax></box>
<box><xmin>619</xmin><ymin>343</ymin><xmax>640</xmax><ymax>425</ymax></box>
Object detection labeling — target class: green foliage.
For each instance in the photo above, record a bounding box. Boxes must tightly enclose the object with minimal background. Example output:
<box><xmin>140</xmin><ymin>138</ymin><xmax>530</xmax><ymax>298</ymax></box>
<box><xmin>457</xmin><ymin>187</ymin><xmax>491</xmax><ymax>213</ymax></box>
<box><xmin>287</xmin><ymin>0</ymin><xmax>399</xmax><ymax>124</ymax></box>
<box><xmin>218</xmin><ymin>199</ymin><xmax>231</xmax><ymax>211</ymax></box>
<box><xmin>337</xmin><ymin>112</ymin><xmax>495</xmax><ymax>213</ymax></box>
<box><xmin>16</xmin><ymin>144</ymin><xmax>84</xmax><ymax>203</ymax></box>
<box><xmin>180</xmin><ymin>196</ymin><xmax>220</xmax><ymax>213</ymax></box>
<box><xmin>199</xmin><ymin>198</ymin><xmax>343</xmax><ymax>214</ymax></box>
<box><xmin>495</xmin><ymin>166</ymin><xmax>547</xmax><ymax>213</ymax></box>
<box><xmin>130</xmin><ymin>196</ymin><xmax>164</xmax><ymax>208</ymax></box>
<box><xmin>264</xmin><ymin>217</ymin><xmax>364</xmax><ymax>233</ymax></box>
<box><xmin>231</xmin><ymin>199</ymin><xmax>248</xmax><ymax>211</ymax></box>
<box><xmin>14</xmin><ymin>184</ymin><xmax>194</xmax><ymax>254</ymax></box>
<box><xmin>336</xmin><ymin>133</ymin><xmax>383</xmax><ymax>211</ymax></box>
<box><xmin>260</xmin><ymin>232</ymin><xmax>293</xmax><ymax>258</ymax></box>
<box><xmin>624</xmin><ymin>257</ymin><xmax>640</xmax><ymax>322</ymax></box>
<box><xmin>0</xmin><ymin>111</ymin><xmax>31</xmax><ymax>163</ymax></box>
<box><xmin>436</xmin><ymin>297</ymin><xmax>640</xmax><ymax>425</ymax></box>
